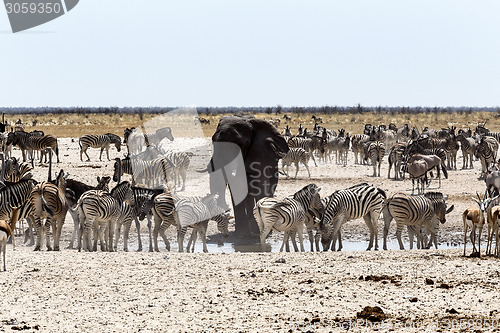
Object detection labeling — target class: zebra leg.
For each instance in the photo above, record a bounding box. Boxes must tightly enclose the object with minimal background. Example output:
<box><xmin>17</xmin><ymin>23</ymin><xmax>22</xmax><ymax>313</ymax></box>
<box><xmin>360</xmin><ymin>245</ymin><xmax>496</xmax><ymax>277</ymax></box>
<box><xmin>108</xmin><ymin>219</ymin><xmax>116</xmax><ymax>252</ymax></box>
<box><xmin>54</xmin><ymin>215</ymin><xmax>64</xmax><ymax>251</ymax></box>
<box><xmin>114</xmin><ymin>223</ymin><xmax>122</xmax><ymax>252</ymax></box>
<box><xmin>67</xmin><ymin>209</ymin><xmax>79</xmax><ymax>249</ymax></box>
<box><xmin>84</xmin><ymin>148</ymin><xmax>91</xmax><ymax>162</ymax></box>
<box><xmin>290</xmin><ymin>230</ymin><xmax>300</xmax><ymax>252</ymax></box>
<box><xmin>152</xmin><ymin>217</ymin><xmax>161</xmax><ymax>252</ymax></box>
<box><xmin>186</xmin><ymin>228</ymin><xmax>197</xmax><ymax>253</ymax></box>
<box><xmin>25</xmin><ymin>217</ymin><xmax>35</xmax><ymax>246</ymax></box>
<box><xmin>307</xmin><ymin>228</ymin><xmax>314</xmax><ymax>252</ymax></box>
<box><xmin>159</xmin><ymin>224</ymin><xmax>170</xmax><ymax>252</ymax></box>
<box><xmin>260</xmin><ymin>224</ymin><xmax>273</xmax><ymax>252</ymax></box>
<box><xmin>395</xmin><ymin>222</ymin><xmax>405</xmax><ymax>250</ymax></box>
<box><xmin>177</xmin><ymin>226</ymin><xmax>186</xmax><ymax>252</ymax></box>
<box><xmin>280</xmin><ymin>231</ymin><xmax>289</xmax><ymax>252</ymax></box>
<box><xmin>200</xmin><ymin>223</ymin><xmax>209</xmax><ymax>253</ymax></box>
<box><xmin>180</xmin><ymin>168</ymin><xmax>187</xmax><ymax>191</ymax></box>
<box><xmin>46</xmin><ymin>219</ymin><xmax>53</xmax><ymax>251</ymax></box>
<box><xmin>133</xmin><ymin>216</ymin><xmax>142</xmax><ymax>252</ymax></box>
<box><xmin>336</xmin><ymin>229</ymin><xmax>343</xmax><ymax>251</ymax></box>
<box><xmin>382</xmin><ymin>207</ymin><xmax>393</xmax><ymax>251</ymax></box>
<box><xmin>304</xmin><ymin>161</ymin><xmax>311</xmax><ymax>178</ymax></box>
<box><xmin>296</xmin><ymin>223</ymin><xmax>305</xmax><ymax>252</ymax></box>
<box><xmin>363</xmin><ymin>214</ymin><xmax>375</xmax><ymax>251</ymax></box>
<box><xmin>294</xmin><ymin>162</ymin><xmax>299</xmax><ymax>179</ymax></box>
<box><xmin>314</xmin><ymin>230</ymin><xmax>321</xmax><ymax>252</ymax></box>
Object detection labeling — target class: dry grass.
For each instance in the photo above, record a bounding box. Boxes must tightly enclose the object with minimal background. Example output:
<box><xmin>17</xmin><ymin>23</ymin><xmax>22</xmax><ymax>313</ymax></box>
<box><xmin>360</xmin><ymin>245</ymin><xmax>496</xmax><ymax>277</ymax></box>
<box><xmin>5</xmin><ymin>111</ymin><xmax>500</xmax><ymax>138</ymax></box>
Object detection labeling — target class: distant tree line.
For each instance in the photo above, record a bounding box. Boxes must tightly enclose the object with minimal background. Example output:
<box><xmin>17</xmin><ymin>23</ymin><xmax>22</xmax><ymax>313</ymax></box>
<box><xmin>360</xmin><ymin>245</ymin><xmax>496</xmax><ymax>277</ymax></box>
<box><xmin>0</xmin><ymin>105</ymin><xmax>499</xmax><ymax>115</ymax></box>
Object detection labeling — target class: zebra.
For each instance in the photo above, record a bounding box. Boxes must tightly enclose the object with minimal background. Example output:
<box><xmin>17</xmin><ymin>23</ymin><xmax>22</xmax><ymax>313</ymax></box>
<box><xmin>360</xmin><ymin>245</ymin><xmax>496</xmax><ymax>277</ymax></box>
<box><xmin>456</xmin><ymin>132</ymin><xmax>477</xmax><ymax>169</ymax></box>
<box><xmin>387</xmin><ymin>142</ymin><xmax>407</xmax><ymax>180</ymax></box>
<box><xmin>280</xmin><ymin>197</ymin><xmax>333</xmax><ymax>252</ymax></box>
<box><xmin>29</xmin><ymin>169</ymin><xmax>68</xmax><ymax>251</ymax></box>
<box><xmin>382</xmin><ymin>192</ymin><xmax>454</xmax><ymax>250</ymax></box>
<box><xmin>254</xmin><ymin>184</ymin><xmax>322</xmax><ymax>252</ymax></box>
<box><xmin>475</xmin><ymin>125</ymin><xmax>500</xmax><ymax>142</ymax></box>
<box><xmin>288</xmin><ymin>136</ymin><xmax>322</xmax><ymax>167</ymax></box>
<box><xmin>320</xmin><ymin>183</ymin><xmax>386</xmax><ymax>251</ymax></box>
<box><xmin>79</xmin><ymin>133</ymin><xmax>122</xmax><ymax>161</ymax></box>
<box><xmin>311</xmin><ymin>115</ymin><xmax>323</xmax><ymax>124</ymax></box>
<box><xmin>474</xmin><ymin>136</ymin><xmax>499</xmax><ymax>179</ymax></box>
<box><xmin>139</xmin><ymin>192</ymin><xmax>229</xmax><ymax>252</ymax></box>
<box><xmin>4</xmin><ymin>159</ymin><xmax>33</xmax><ymax>183</ymax></box>
<box><xmin>113</xmin><ymin>155</ymin><xmax>175</xmax><ymax>188</ymax></box>
<box><xmin>364</xmin><ymin>141</ymin><xmax>385</xmax><ymax>177</ymax></box>
<box><xmin>183</xmin><ymin>212</ymin><xmax>231</xmax><ymax>253</ymax></box>
<box><xmin>281</xmin><ymin>148</ymin><xmax>310</xmax><ymax>179</ymax></box>
<box><xmin>161</xmin><ymin>151</ymin><xmax>193</xmax><ymax>191</ymax></box>
<box><xmin>125</xmin><ymin>127</ymin><xmax>174</xmax><ymax>154</ymax></box>
<box><xmin>25</xmin><ymin>135</ymin><xmax>60</xmax><ymax>163</ymax></box>
<box><xmin>351</xmin><ymin>134</ymin><xmax>369</xmax><ymax>165</ymax></box>
<box><xmin>445</xmin><ymin>134</ymin><xmax>459</xmax><ymax>170</ymax></box>
<box><xmin>77</xmin><ymin>181</ymin><xmax>132</xmax><ymax>252</ymax></box>
<box><xmin>65</xmin><ymin>176</ymin><xmax>111</xmax><ymax>249</ymax></box>
<box><xmin>337</xmin><ymin>134</ymin><xmax>350</xmax><ymax>166</ymax></box>
<box><xmin>174</xmin><ymin>193</ymin><xmax>225</xmax><ymax>253</ymax></box>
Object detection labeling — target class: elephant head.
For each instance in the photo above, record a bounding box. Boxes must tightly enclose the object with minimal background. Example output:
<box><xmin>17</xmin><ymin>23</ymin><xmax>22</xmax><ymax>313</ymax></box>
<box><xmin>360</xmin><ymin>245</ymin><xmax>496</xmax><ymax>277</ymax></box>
<box><xmin>206</xmin><ymin>115</ymin><xmax>289</xmax><ymax>239</ymax></box>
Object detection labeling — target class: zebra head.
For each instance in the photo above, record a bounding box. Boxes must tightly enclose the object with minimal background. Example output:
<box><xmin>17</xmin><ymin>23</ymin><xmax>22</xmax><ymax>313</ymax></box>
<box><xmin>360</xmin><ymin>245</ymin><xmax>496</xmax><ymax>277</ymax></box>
<box><xmin>106</xmin><ymin>133</ymin><xmax>122</xmax><ymax>152</ymax></box>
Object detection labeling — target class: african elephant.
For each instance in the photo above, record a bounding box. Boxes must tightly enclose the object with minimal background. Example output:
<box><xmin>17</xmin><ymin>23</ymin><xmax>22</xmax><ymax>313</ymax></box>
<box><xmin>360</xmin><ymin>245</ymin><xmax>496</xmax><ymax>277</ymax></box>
<box><xmin>203</xmin><ymin>115</ymin><xmax>289</xmax><ymax>239</ymax></box>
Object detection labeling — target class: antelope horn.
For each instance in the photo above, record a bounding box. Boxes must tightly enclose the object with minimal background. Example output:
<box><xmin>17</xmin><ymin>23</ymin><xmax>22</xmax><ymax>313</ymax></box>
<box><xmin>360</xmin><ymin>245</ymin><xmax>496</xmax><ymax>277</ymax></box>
<box><xmin>477</xmin><ymin>192</ymin><xmax>482</xmax><ymax>201</ymax></box>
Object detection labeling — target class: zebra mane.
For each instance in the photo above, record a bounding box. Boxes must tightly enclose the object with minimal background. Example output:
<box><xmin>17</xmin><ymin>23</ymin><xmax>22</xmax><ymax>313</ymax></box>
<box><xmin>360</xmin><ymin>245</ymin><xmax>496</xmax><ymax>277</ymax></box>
<box><xmin>424</xmin><ymin>192</ymin><xmax>444</xmax><ymax>200</ymax></box>
<box><xmin>105</xmin><ymin>133</ymin><xmax>121</xmax><ymax>144</ymax></box>
<box><xmin>346</xmin><ymin>182</ymin><xmax>369</xmax><ymax>190</ymax></box>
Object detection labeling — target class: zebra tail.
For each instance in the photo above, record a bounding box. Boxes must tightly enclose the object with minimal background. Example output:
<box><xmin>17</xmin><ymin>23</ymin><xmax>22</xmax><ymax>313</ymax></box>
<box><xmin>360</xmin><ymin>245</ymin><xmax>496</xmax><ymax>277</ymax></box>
<box><xmin>41</xmin><ymin>192</ymin><xmax>54</xmax><ymax>216</ymax></box>
<box><xmin>253</xmin><ymin>200</ymin><xmax>265</xmax><ymax>233</ymax></box>
<box><xmin>377</xmin><ymin>187</ymin><xmax>387</xmax><ymax>199</ymax></box>
<box><xmin>441</xmin><ymin>164</ymin><xmax>448</xmax><ymax>179</ymax></box>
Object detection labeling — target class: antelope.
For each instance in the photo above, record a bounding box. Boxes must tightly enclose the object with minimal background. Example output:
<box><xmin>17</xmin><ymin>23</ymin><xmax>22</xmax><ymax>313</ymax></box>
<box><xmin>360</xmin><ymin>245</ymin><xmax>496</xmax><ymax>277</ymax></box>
<box><xmin>0</xmin><ymin>207</ymin><xmax>21</xmax><ymax>271</ymax></box>
<box><xmin>463</xmin><ymin>192</ymin><xmax>498</xmax><ymax>257</ymax></box>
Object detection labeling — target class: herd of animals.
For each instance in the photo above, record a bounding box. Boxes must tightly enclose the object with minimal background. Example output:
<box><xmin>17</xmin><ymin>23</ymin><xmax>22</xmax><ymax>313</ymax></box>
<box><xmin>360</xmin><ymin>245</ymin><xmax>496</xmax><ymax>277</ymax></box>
<box><xmin>0</xmin><ymin>115</ymin><xmax>500</xmax><ymax>272</ymax></box>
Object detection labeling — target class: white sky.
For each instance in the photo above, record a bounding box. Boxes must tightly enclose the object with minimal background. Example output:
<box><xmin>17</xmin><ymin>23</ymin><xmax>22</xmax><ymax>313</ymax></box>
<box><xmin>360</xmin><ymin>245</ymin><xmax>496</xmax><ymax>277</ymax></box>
<box><xmin>1</xmin><ymin>0</ymin><xmax>499</xmax><ymax>107</ymax></box>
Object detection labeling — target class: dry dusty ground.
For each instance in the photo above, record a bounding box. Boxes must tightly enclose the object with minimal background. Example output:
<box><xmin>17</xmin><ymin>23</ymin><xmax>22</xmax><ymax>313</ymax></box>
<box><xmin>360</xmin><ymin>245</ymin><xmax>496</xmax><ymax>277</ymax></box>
<box><xmin>1</xmin><ymin>136</ymin><xmax>500</xmax><ymax>332</ymax></box>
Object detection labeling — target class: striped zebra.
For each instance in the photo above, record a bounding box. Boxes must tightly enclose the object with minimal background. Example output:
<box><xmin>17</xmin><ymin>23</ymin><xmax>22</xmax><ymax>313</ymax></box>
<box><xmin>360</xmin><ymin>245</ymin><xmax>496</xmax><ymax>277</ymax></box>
<box><xmin>280</xmin><ymin>197</ymin><xmax>332</xmax><ymax>252</ymax></box>
<box><xmin>119</xmin><ymin>186</ymin><xmax>164</xmax><ymax>252</ymax></box>
<box><xmin>139</xmin><ymin>192</ymin><xmax>229</xmax><ymax>252</ymax></box>
<box><xmin>113</xmin><ymin>155</ymin><xmax>175</xmax><ymax>188</ymax></box>
<box><xmin>29</xmin><ymin>170</ymin><xmax>68</xmax><ymax>251</ymax></box>
<box><xmin>474</xmin><ymin>136</ymin><xmax>499</xmax><ymax>179</ymax></box>
<box><xmin>4</xmin><ymin>158</ymin><xmax>33</xmax><ymax>183</ymax></box>
<box><xmin>456</xmin><ymin>133</ymin><xmax>476</xmax><ymax>169</ymax></box>
<box><xmin>65</xmin><ymin>176</ymin><xmax>111</xmax><ymax>249</ymax></box>
<box><xmin>445</xmin><ymin>134</ymin><xmax>459</xmax><ymax>170</ymax></box>
<box><xmin>162</xmin><ymin>151</ymin><xmax>193</xmax><ymax>191</ymax></box>
<box><xmin>475</xmin><ymin>126</ymin><xmax>500</xmax><ymax>142</ymax></box>
<box><xmin>387</xmin><ymin>142</ymin><xmax>407</xmax><ymax>180</ymax></box>
<box><xmin>281</xmin><ymin>148</ymin><xmax>310</xmax><ymax>179</ymax></box>
<box><xmin>183</xmin><ymin>212</ymin><xmax>230</xmax><ymax>253</ymax></box>
<box><xmin>351</xmin><ymin>134</ymin><xmax>369</xmax><ymax>165</ymax></box>
<box><xmin>288</xmin><ymin>136</ymin><xmax>322</xmax><ymax>167</ymax></box>
<box><xmin>254</xmin><ymin>184</ymin><xmax>322</xmax><ymax>252</ymax></box>
<box><xmin>320</xmin><ymin>183</ymin><xmax>386</xmax><ymax>251</ymax></box>
<box><xmin>77</xmin><ymin>181</ymin><xmax>132</xmax><ymax>252</ymax></box>
<box><xmin>382</xmin><ymin>192</ymin><xmax>454</xmax><ymax>250</ymax></box>
<box><xmin>125</xmin><ymin>127</ymin><xmax>174</xmax><ymax>154</ymax></box>
<box><xmin>174</xmin><ymin>193</ymin><xmax>225</xmax><ymax>253</ymax></box>
<box><xmin>25</xmin><ymin>135</ymin><xmax>60</xmax><ymax>163</ymax></box>
<box><xmin>79</xmin><ymin>133</ymin><xmax>122</xmax><ymax>161</ymax></box>
<box><xmin>364</xmin><ymin>141</ymin><xmax>385</xmax><ymax>177</ymax></box>
<box><xmin>337</xmin><ymin>134</ymin><xmax>350</xmax><ymax>166</ymax></box>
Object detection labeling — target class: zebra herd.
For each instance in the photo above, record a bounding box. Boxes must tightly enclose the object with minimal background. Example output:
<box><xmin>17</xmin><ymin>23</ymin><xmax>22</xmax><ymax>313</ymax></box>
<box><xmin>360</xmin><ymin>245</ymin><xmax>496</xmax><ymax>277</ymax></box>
<box><xmin>3</xmin><ymin>117</ymin><xmax>500</xmax><ymax>273</ymax></box>
<box><xmin>278</xmin><ymin>122</ymin><xmax>500</xmax><ymax>193</ymax></box>
<box><xmin>254</xmin><ymin>182</ymin><xmax>454</xmax><ymax>253</ymax></box>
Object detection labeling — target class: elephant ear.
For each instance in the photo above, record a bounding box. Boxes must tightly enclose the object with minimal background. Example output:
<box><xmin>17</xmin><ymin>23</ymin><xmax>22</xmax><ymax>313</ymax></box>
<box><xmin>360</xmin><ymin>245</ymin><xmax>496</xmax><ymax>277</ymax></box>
<box><xmin>266</xmin><ymin>137</ymin><xmax>288</xmax><ymax>160</ymax></box>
